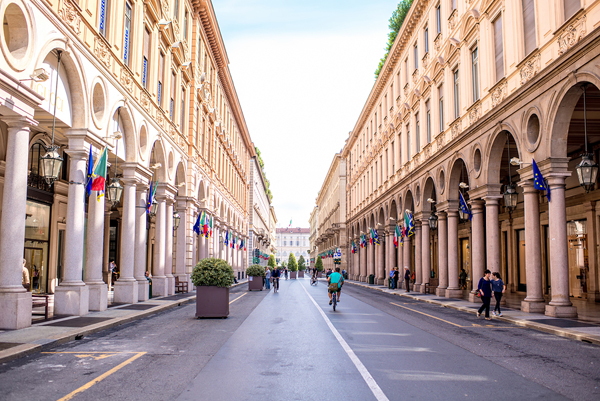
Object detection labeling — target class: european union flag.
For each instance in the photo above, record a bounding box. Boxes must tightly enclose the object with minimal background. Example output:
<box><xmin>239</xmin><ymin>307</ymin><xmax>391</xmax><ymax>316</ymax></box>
<box><xmin>193</xmin><ymin>212</ymin><xmax>201</xmax><ymax>235</ymax></box>
<box><xmin>86</xmin><ymin>145</ymin><xmax>93</xmax><ymax>197</ymax></box>
<box><xmin>459</xmin><ymin>192</ymin><xmax>472</xmax><ymax>221</ymax></box>
<box><xmin>532</xmin><ymin>159</ymin><xmax>551</xmax><ymax>201</ymax></box>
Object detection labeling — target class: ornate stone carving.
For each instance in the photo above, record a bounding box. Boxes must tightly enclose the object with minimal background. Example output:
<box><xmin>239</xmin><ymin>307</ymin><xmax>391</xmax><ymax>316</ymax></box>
<box><xmin>436</xmin><ymin>132</ymin><xmax>445</xmax><ymax>149</ymax></box>
<box><xmin>520</xmin><ymin>53</ymin><xmax>541</xmax><ymax>85</ymax></box>
<box><xmin>451</xmin><ymin>121</ymin><xmax>461</xmax><ymax>139</ymax></box>
<box><xmin>558</xmin><ymin>15</ymin><xmax>586</xmax><ymax>55</ymax></box>
<box><xmin>173</xmin><ymin>19</ymin><xmax>180</xmax><ymax>39</ymax></box>
<box><xmin>94</xmin><ymin>37</ymin><xmax>111</xmax><ymax>68</ymax></box>
<box><xmin>161</xmin><ymin>0</ymin><xmax>169</xmax><ymax>16</ymax></box>
<box><xmin>404</xmin><ymin>83</ymin><xmax>410</xmax><ymax>97</ymax></box>
<box><xmin>141</xmin><ymin>92</ymin><xmax>151</xmax><ymax>113</ymax></box>
<box><xmin>491</xmin><ymin>81</ymin><xmax>508</xmax><ymax>108</ymax></box>
<box><xmin>169</xmin><ymin>124</ymin><xmax>177</xmax><ymax>139</ymax></box>
<box><xmin>469</xmin><ymin>104</ymin><xmax>480</xmax><ymax>126</ymax></box>
<box><xmin>422</xmin><ymin>52</ymin><xmax>430</xmax><ymax>69</ymax></box>
<box><xmin>448</xmin><ymin>10</ymin><xmax>457</xmax><ymax>31</ymax></box>
<box><xmin>412</xmin><ymin>69</ymin><xmax>419</xmax><ymax>84</ymax></box>
<box><xmin>434</xmin><ymin>33</ymin><xmax>443</xmax><ymax>52</ymax></box>
<box><xmin>59</xmin><ymin>0</ymin><xmax>81</xmax><ymax>35</ymax></box>
<box><xmin>120</xmin><ymin>67</ymin><xmax>134</xmax><ymax>93</ymax></box>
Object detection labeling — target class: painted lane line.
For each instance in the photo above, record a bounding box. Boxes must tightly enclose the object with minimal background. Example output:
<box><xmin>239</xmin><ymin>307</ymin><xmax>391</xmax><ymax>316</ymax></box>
<box><xmin>390</xmin><ymin>302</ymin><xmax>464</xmax><ymax>327</ymax></box>
<box><xmin>57</xmin><ymin>351</ymin><xmax>146</xmax><ymax>401</ymax></box>
<box><xmin>229</xmin><ymin>293</ymin><xmax>247</xmax><ymax>305</ymax></box>
<box><xmin>301</xmin><ymin>283</ymin><xmax>389</xmax><ymax>401</ymax></box>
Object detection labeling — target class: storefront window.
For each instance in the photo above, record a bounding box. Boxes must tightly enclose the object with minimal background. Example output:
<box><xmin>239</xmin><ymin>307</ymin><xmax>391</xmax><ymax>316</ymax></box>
<box><xmin>517</xmin><ymin>229</ymin><xmax>527</xmax><ymax>292</ymax></box>
<box><xmin>24</xmin><ymin>201</ymin><xmax>51</xmax><ymax>293</ymax></box>
<box><xmin>459</xmin><ymin>238</ymin><xmax>470</xmax><ymax>290</ymax></box>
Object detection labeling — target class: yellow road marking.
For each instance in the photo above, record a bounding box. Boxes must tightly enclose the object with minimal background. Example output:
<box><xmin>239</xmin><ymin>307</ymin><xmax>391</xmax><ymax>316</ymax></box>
<box><xmin>229</xmin><ymin>293</ymin><xmax>247</xmax><ymax>304</ymax></box>
<box><xmin>390</xmin><ymin>302</ymin><xmax>463</xmax><ymax>327</ymax></box>
<box><xmin>56</xmin><ymin>352</ymin><xmax>146</xmax><ymax>401</ymax></box>
<box><xmin>75</xmin><ymin>354</ymin><xmax>115</xmax><ymax>361</ymax></box>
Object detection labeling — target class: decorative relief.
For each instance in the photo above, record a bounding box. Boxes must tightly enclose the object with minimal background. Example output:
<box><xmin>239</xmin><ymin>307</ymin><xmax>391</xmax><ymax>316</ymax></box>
<box><xmin>423</xmin><ymin>52</ymin><xmax>430</xmax><ymax>69</ymax></box>
<box><xmin>404</xmin><ymin>83</ymin><xmax>410</xmax><ymax>97</ymax></box>
<box><xmin>120</xmin><ymin>67</ymin><xmax>134</xmax><ymax>92</ymax></box>
<box><xmin>558</xmin><ymin>15</ymin><xmax>586</xmax><ymax>55</ymax></box>
<box><xmin>436</xmin><ymin>132</ymin><xmax>445</xmax><ymax>149</ymax></box>
<box><xmin>412</xmin><ymin>69</ymin><xmax>419</xmax><ymax>84</ymax></box>
<box><xmin>451</xmin><ymin>120</ymin><xmax>461</xmax><ymax>139</ymax></box>
<box><xmin>161</xmin><ymin>0</ymin><xmax>169</xmax><ymax>16</ymax></box>
<box><xmin>59</xmin><ymin>0</ymin><xmax>81</xmax><ymax>35</ymax></box>
<box><xmin>434</xmin><ymin>33</ymin><xmax>443</xmax><ymax>52</ymax></box>
<box><xmin>448</xmin><ymin>10</ymin><xmax>457</xmax><ymax>31</ymax></box>
<box><xmin>491</xmin><ymin>81</ymin><xmax>507</xmax><ymax>108</ymax></box>
<box><xmin>94</xmin><ymin>37</ymin><xmax>111</xmax><ymax>68</ymax></box>
<box><xmin>173</xmin><ymin>19</ymin><xmax>181</xmax><ymax>38</ymax></box>
<box><xmin>169</xmin><ymin>124</ymin><xmax>177</xmax><ymax>139</ymax></box>
<box><xmin>520</xmin><ymin>53</ymin><xmax>541</xmax><ymax>85</ymax></box>
<box><xmin>469</xmin><ymin>104</ymin><xmax>480</xmax><ymax>126</ymax></box>
<box><xmin>141</xmin><ymin>92</ymin><xmax>151</xmax><ymax>113</ymax></box>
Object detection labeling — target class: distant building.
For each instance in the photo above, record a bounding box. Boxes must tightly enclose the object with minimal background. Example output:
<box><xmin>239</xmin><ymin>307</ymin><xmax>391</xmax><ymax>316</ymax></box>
<box><xmin>276</xmin><ymin>228</ymin><xmax>310</xmax><ymax>265</ymax></box>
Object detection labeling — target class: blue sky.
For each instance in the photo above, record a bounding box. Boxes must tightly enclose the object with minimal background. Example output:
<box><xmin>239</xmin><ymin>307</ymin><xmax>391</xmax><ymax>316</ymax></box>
<box><xmin>212</xmin><ymin>0</ymin><xmax>399</xmax><ymax>228</ymax></box>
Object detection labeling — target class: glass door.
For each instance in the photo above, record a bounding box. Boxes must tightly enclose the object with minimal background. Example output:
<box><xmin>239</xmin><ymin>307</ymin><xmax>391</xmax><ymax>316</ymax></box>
<box><xmin>517</xmin><ymin>229</ymin><xmax>527</xmax><ymax>292</ymax></box>
<box><xmin>459</xmin><ymin>238</ymin><xmax>471</xmax><ymax>290</ymax></box>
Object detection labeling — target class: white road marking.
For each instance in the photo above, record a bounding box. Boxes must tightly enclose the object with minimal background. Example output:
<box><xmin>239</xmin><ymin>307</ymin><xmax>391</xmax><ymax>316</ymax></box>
<box><xmin>301</xmin><ymin>283</ymin><xmax>389</xmax><ymax>401</ymax></box>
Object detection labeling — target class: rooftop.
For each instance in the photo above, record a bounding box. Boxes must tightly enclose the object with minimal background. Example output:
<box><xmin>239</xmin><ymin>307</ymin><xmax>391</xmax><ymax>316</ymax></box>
<box><xmin>276</xmin><ymin>227</ymin><xmax>310</xmax><ymax>234</ymax></box>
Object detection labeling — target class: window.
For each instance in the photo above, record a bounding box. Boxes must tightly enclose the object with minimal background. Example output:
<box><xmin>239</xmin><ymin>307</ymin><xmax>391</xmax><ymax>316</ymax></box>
<box><xmin>424</xmin><ymin>27</ymin><xmax>429</xmax><ymax>53</ymax></box>
<box><xmin>201</xmin><ymin>117</ymin><xmax>206</xmax><ymax>157</ymax></box>
<box><xmin>438</xmin><ymin>84</ymin><xmax>444</xmax><ymax>133</ymax></box>
<box><xmin>180</xmin><ymin>87</ymin><xmax>186</xmax><ymax>129</ymax></box>
<box><xmin>405</xmin><ymin>58</ymin><xmax>409</xmax><ymax>83</ymax></box>
<box><xmin>170</xmin><ymin>72</ymin><xmax>176</xmax><ymax>121</ymax></box>
<box><xmin>406</xmin><ymin>123</ymin><xmax>411</xmax><ymax>160</ymax></box>
<box><xmin>564</xmin><ymin>0</ymin><xmax>580</xmax><ymax>21</ymax></box>
<box><xmin>522</xmin><ymin>0</ymin><xmax>536</xmax><ymax>56</ymax></box>
<box><xmin>414</xmin><ymin>44</ymin><xmax>418</xmax><ymax>70</ymax></box>
<box><xmin>436</xmin><ymin>4</ymin><xmax>442</xmax><ymax>34</ymax></box>
<box><xmin>471</xmin><ymin>47</ymin><xmax>479</xmax><ymax>102</ymax></box>
<box><xmin>493</xmin><ymin>16</ymin><xmax>504</xmax><ymax>81</ymax></box>
<box><xmin>415</xmin><ymin>112</ymin><xmax>420</xmax><ymax>151</ymax></box>
<box><xmin>184</xmin><ymin>9</ymin><xmax>189</xmax><ymax>40</ymax></box>
<box><xmin>451</xmin><ymin>0</ymin><xmax>457</xmax><ymax>11</ymax></box>
<box><xmin>296</xmin><ymin>241</ymin><xmax>299</xmax><ymax>246</ymax></box>
<box><xmin>391</xmin><ymin>141</ymin><xmax>395</xmax><ymax>172</ymax></box>
<box><xmin>158</xmin><ymin>52</ymin><xmax>165</xmax><ymax>106</ymax></box>
<box><xmin>174</xmin><ymin>0</ymin><xmax>179</xmax><ymax>20</ymax></box>
<box><xmin>426</xmin><ymin>100</ymin><xmax>431</xmax><ymax>144</ymax></box>
<box><xmin>453</xmin><ymin>68</ymin><xmax>460</xmax><ymax>119</ymax></box>
<box><xmin>123</xmin><ymin>1</ymin><xmax>132</xmax><ymax>66</ymax></box>
<box><xmin>99</xmin><ymin>0</ymin><xmax>109</xmax><ymax>37</ymax></box>
<box><xmin>142</xmin><ymin>26</ymin><xmax>150</xmax><ymax>89</ymax></box>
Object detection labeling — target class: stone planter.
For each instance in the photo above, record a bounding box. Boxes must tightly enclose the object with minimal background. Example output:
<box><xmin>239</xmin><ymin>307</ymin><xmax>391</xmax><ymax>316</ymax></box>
<box><xmin>196</xmin><ymin>286</ymin><xmax>229</xmax><ymax>318</ymax></box>
<box><xmin>248</xmin><ymin>276</ymin><xmax>263</xmax><ymax>291</ymax></box>
<box><xmin>290</xmin><ymin>271</ymin><xmax>297</xmax><ymax>279</ymax></box>
<box><xmin>298</xmin><ymin>271</ymin><xmax>305</xmax><ymax>278</ymax></box>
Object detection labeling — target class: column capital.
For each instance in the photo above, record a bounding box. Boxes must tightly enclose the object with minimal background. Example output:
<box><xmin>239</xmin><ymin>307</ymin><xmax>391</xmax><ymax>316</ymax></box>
<box><xmin>518</xmin><ymin>157</ymin><xmax>570</xmax><ymax>180</ymax></box>
<box><xmin>121</xmin><ymin>162</ymin><xmax>151</xmax><ymax>186</ymax></box>
<box><xmin>436</xmin><ymin>199</ymin><xmax>459</xmax><ymax>213</ymax></box>
<box><xmin>437</xmin><ymin>210</ymin><xmax>447</xmax><ymax>220</ymax></box>
<box><xmin>155</xmin><ymin>182</ymin><xmax>177</xmax><ymax>200</ymax></box>
<box><xmin>469</xmin><ymin>183</ymin><xmax>502</xmax><ymax>200</ymax></box>
<box><xmin>3</xmin><ymin>116</ymin><xmax>37</xmax><ymax>129</ymax></box>
<box><xmin>469</xmin><ymin>199</ymin><xmax>485</xmax><ymax>212</ymax></box>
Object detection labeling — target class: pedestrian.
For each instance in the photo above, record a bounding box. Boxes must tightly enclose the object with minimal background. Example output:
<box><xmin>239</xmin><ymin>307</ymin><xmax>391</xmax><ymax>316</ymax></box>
<box><xmin>265</xmin><ymin>266</ymin><xmax>271</xmax><ymax>290</ymax></box>
<box><xmin>477</xmin><ymin>269</ymin><xmax>493</xmax><ymax>320</ymax></box>
<box><xmin>459</xmin><ymin>268</ymin><xmax>467</xmax><ymax>290</ymax></box>
<box><xmin>284</xmin><ymin>267</ymin><xmax>288</xmax><ymax>280</ymax></box>
<box><xmin>145</xmin><ymin>270</ymin><xmax>152</xmax><ymax>299</ymax></box>
<box><xmin>491</xmin><ymin>272</ymin><xmax>506</xmax><ymax>316</ymax></box>
<box><xmin>393</xmin><ymin>267</ymin><xmax>399</xmax><ymax>290</ymax></box>
<box><xmin>404</xmin><ymin>267</ymin><xmax>411</xmax><ymax>292</ymax></box>
<box><xmin>389</xmin><ymin>268</ymin><xmax>395</xmax><ymax>289</ymax></box>
<box><xmin>22</xmin><ymin>259</ymin><xmax>30</xmax><ymax>292</ymax></box>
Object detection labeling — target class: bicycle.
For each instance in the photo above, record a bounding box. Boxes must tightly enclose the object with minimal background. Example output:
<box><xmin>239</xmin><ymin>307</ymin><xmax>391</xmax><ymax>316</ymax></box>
<box><xmin>332</xmin><ymin>290</ymin><xmax>337</xmax><ymax>311</ymax></box>
<box><xmin>272</xmin><ymin>277</ymin><xmax>279</xmax><ymax>293</ymax></box>
<box><xmin>310</xmin><ymin>275</ymin><xmax>318</xmax><ymax>286</ymax></box>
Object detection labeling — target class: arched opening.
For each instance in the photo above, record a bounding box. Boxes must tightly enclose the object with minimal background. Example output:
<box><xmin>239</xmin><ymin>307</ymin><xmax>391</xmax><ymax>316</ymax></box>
<box><xmin>423</xmin><ymin>177</ymin><xmax>438</xmax><ymax>285</ymax></box>
<box><xmin>448</xmin><ymin>157</ymin><xmax>471</xmax><ymax>291</ymax></box>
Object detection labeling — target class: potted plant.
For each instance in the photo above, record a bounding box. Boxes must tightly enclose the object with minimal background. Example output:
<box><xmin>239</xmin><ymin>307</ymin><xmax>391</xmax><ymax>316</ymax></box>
<box><xmin>298</xmin><ymin>255</ymin><xmax>306</xmax><ymax>278</ymax></box>
<box><xmin>192</xmin><ymin>258</ymin><xmax>235</xmax><ymax>318</ymax></box>
<box><xmin>246</xmin><ymin>264</ymin><xmax>265</xmax><ymax>291</ymax></box>
<box><xmin>315</xmin><ymin>255</ymin><xmax>324</xmax><ymax>278</ymax></box>
<box><xmin>288</xmin><ymin>253</ymin><xmax>298</xmax><ymax>279</ymax></box>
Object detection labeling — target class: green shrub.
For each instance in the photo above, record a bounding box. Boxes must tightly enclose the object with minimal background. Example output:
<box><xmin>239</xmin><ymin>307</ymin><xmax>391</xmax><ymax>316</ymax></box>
<box><xmin>288</xmin><ymin>253</ymin><xmax>298</xmax><ymax>272</ymax></box>
<box><xmin>191</xmin><ymin>258</ymin><xmax>235</xmax><ymax>287</ymax></box>
<box><xmin>246</xmin><ymin>264</ymin><xmax>265</xmax><ymax>277</ymax></box>
<box><xmin>298</xmin><ymin>255</ymin><xmax>306</xmax><ymax>271</ymax></box>
<box><xmin>315</xmin><ymin>256</ymin><xmax>323</xmax><ymax>272</ymax></box>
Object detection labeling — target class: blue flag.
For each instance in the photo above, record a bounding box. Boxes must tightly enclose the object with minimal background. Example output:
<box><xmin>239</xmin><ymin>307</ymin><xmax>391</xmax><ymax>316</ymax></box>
<box><xmin>371</xmin><ymin>228</ymin><xmax>380</xmax><ymax>245</ymax></box>
<box><xmin>459</xmin><ymin>192</ymin><xmax>472</xmax><ymax>221</ymax></box>
<box><xmin>532</xmin><ymin>159</ymin><xmax>551</xmax><ymax>201</ymax></box>
<box><xmin>193</xmin><ymin>212</ymin><xmax>201</xmax><ymax>235</ymax></box>
<box><xmin>86</xmin><ymin>145</ymin><xmax>93</xmax><ymax>196</ymax></box>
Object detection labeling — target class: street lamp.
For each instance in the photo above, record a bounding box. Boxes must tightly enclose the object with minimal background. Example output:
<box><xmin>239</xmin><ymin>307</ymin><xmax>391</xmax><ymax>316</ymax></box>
<box><xmin>106</xmin><ymin>178</ymin><xmax>123</xmax><ymax>204</ymax></box>
<box><xmin>576</xmin><ymin>84</ymin><xmax>599</xmax><ymax>193</ymax></box>
<box><xmin>504</xmin><ymin>132</ymin><xmax>518</xmax><ymax>212</ymax></box>
<box><xmin>427</xmin><ymin>198</ymin><xmax>438</xmax><ymax>230</ymax></box>
<box><xmin>458</xmin><ymin>182</ymin><xmax>470</xmax><ymax>221</ymax></box>
<box><xmin>149</xmin><ymin>199</ymin><xmax>158</xmax><ymax>216</ymax></box>
<box><xmin>173</xmin><ymin>211</ymin><xmax>181</xmax><ymax>230</ymax></box>
<box><xmin>40</xmin><ymin>50</ymin><xmax>64</xmax><ymax>185</ymax></box>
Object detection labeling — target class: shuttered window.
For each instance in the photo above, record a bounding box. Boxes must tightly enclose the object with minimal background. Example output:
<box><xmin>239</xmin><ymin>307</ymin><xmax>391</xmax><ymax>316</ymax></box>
<box><xmin>142</xmin><ymin>26</ymin><xmax>150</xmax><ymax>89</ymax></box>
<box><xmin>426</xmin><ymin>100</ymin><xmax>431</xmax><ymax>144</ymax></box>
<box><xmin>415</xmin><ymin>112</ymin><xmax>420</xmax><ymax>151</ymax></box>
<box><xmin>522</xmin><ymin>0</ymin><xmax>536</xmax><ymax>56</ymax></box>
<box><xmin>493</xmin><ymin>16</ymin><xmax>504</xmax><ymax>82</ymax></box>
<box><xmin>564</xmin><ymin>0</ymin><xmax>580</xmax><ymax>21</ymax></box>
<box><xmin>438</xmin><ymin>84</ymin><xmax>444</xmax><ymax>133</ymax></box>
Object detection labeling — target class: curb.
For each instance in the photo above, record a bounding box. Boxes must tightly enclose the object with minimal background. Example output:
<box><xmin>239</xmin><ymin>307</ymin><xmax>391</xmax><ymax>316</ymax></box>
<box><xmin>346</xmin><ymin>281</ymin><xmax>600</xmax><ymax>346</ymax></box>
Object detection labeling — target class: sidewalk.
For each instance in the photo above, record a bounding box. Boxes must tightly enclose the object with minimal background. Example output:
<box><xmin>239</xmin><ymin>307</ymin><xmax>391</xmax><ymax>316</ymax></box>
<box><xmin>0</xmin><ymin>280</ymin><xmax>248</xmax><ymax>364</ymax></box>
<box><xmin>347</xmin><ymin>280</ymin><xmax>600</xmax><ymax>346</ymax></box>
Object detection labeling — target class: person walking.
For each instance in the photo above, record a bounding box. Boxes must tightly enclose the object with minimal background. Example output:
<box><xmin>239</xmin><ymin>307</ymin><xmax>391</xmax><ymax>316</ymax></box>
<box><xmin>22</xmin><ymin>259</ymin><xmax>30</xmax><ymax>291</ymax></box>
<box><xmin>459</xmin><ymin>268</ymin><xmax>467</xmax><ymax>290</ymax></box>
<box><xmin>389</xmin><ymin>268</ymin><xmax>395</xmax><ymax>289</ymax></box>
<box><xmin>491</xmin><ymin>272</ymin><xmax>506</xmax><ymax>316</ymax></box>
<box><xmin>284</xmin><ymin>267</ymin><xmax>288</xmax><ymax>280</ymax></box>
<box><xmin>477</xmin><ymin>270</ymin><xmax>493</xmax><ymax>320</ymax></box>
<box><xmin>404</xmin><ymin>267</ymin><xmax>411</xmax><ymax>292</ymax></box>
<box><xmin>265</xmin><ymin>267</ymin><xmax>271</xmax><ymax>290</ymax></box>
<box><xmin>393</xmin><ymin>267</ymin><xmax>399</xmax><ymax>290</ymax></box>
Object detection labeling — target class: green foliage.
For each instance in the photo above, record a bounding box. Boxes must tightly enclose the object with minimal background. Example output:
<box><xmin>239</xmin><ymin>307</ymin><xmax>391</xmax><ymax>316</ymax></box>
<box><xmin>281</xmin><ymin>260</ymin><xmax>287</xmax><ymax>268</ymax></box>
<box><xmin>267</xmin><ymin>254</ymin><xmax>276</xmax><ymax>268</ymax></box>
<box><xmin>297</xmin><ymin>255</ymin><xmax>306</xmax><ymax>271</ymax></box>
<box><xmin>315</xmin><ymin>255</ymin><xmax>323</xmax><ymax>272</ymax></box>
<box><xmin>287</xmin><ymin>253</ymin><xmax>298</xmax><ymax>272</ymax></box>
<box><xmin>191</xmin><ymin>258</ymin><xmax>235</xmax><ymax>287</ymax></box>
<box><xmin>254</xmin><ymin>146</ymin><xmax>273</xmax><ymax>201</ymax></box>
<box><xmin>375</xmin><ymin>0</ymin><xmax>414</xmax><ymax>79</ymax></box>
<box><xmin>246</xmin><ymin>264</ymin><xmax>266</xmax><ymax>277</ymax></box>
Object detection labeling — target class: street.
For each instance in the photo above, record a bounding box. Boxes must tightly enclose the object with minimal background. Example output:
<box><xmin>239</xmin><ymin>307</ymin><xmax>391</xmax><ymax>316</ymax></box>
<box><xmin>1</xmin><ymin>279</ymin><xmax>598</xmax><ymax>401</ymax></box>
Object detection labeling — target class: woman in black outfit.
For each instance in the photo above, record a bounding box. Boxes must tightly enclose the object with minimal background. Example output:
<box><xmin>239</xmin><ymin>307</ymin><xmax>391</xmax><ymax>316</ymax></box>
<box><xmin>477</xmin><ymin>270</ymin><xmax>493</xmax><ymax>320</ymax></box>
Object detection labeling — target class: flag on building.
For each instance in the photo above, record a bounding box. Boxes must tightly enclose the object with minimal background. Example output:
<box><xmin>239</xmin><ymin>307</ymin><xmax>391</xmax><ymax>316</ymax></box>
<box><xmin>193</xmin><ymin>211</ymin><xmax>202</xmax><ymax>235</ymax></box>
<box><xmin>86</xmin><ymin>145</ymin><xmax>93</xmax><ymax>197</ymax></box>
<box><xmin>224</xmin><ymin>230</ymin><xmax>229</xmax><ymax>246</ymax></box>
<box><xmin>404</xmin><ymin>210</ymin><xmax>415</xmax><ymax>237</ymax></box>
<box><xmin>360</xmin><ymin>233</ymin><xmax>367</xmax><ymax>248</ymax></box>
<box><xmin>532</xmin><ymin>159</ymin><xmax>551</xmax><ymax>201</ymax></box>
<box><xmin>209</xmin><ymin>215</ymin><xmax>213</xmax><ymax>238</ymax></box>
<box><xmin>371</xmin><ymin>228</ymin><xmax>380</xmax><ymax>245</ymax></box>
<box><xmin>90</xmin><ymin>147</ymin><xmax>108</xmax><ymax>200</ymax></box>
<box><xmin>288</xmin><ymin>219</ymin><xmax>292</xmax><ymax>227</ymax></box>
<box><xmin>146</xmin><ymin>180</ymin><xmax>157</xmax><ymax>214</ymax></box>
<box><xmin>394</xmin><ymin>224</ymin><xmax>401</xmax><ymax>248</ymax></box>
<box><xmin>459</xmin><ymin>192</ymin><xmax>472</xmax><ymax>221</ymax></box>
<box><xmin>351</xmin><ymin>240</ymin><xmax>357</xmax><ymax>254</ymax></box>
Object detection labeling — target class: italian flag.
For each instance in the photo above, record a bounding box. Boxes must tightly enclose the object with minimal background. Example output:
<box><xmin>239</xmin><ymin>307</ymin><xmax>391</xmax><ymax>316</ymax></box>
<box><xmin>394</xmin><ymin>224</ymin><xmax>400</xmax><ymax>248</ymax></box>
<box><xmin>90</xmin><ymin>147</ymin><xmax>108</xmax><ymax>199</ymax></box>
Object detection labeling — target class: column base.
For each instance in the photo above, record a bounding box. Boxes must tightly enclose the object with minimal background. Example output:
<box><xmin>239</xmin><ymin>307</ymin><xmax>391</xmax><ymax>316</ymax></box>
<box><xmin>445</xmin><ymin>288</ymin><xmax>463</xmax><ymax>298</ymax></box>
<box><xmin>0</xmin><ymin>290</ymin><xmax>32</xmax><ymax>329</ymax></box>
<box><xmin>54</xmin><ymin>283</ymin><xmax>89</xmax><ymax>316</ymax></box>
<box><xmin>114</xmin><ymin>280</ymin><xmax>139</xmax><ymax>304</ymax></box>
<box><xmin>166</xmin><ymin>274</ymin><xmax>175</xmax><ymax>295</ymax></box>
<box><xmin>152</xmin><ymin>276</ymin><xmax>168</xmax><ymax>297</ymax></box>
<box><xmin>545</xmin><ymin>304</ymin><xmax>577</xmax><ymax>318</ymax></box>
<box><xmin>376</xmin><ymin>278</ymin><xmax>385</xmax><ymax>285</ymax></box>
<box><xmin>359</xmin><ymin>276</ymin><xmax>366</xmax><ymax>282</ymax></box>
<box><xmin>521</xmin><ymin>300</ymin><xmax>545</xmax><ymax>313</ymax></box>
<box><xmin>468</xmin><ymin>292</ymin><xmax>480</xmax><ymax>303</ymax></box>
<box><xmin>413</xmin><ymin>284</ymin><xmax>421</xmax><ymax>292</ymax></box>
<box><xmin>137</xmin><ymin>279</ymin><xmax>150</xmax><ymax>301</ymax></box>
<box><xmin>420</xmin><ymin>283</ymin><xmax>429</xmax><ymax>293</ymax></box>
<box><xmin>436</xmin><ymin>287</ymin><xmax>447</xmax><ymax>297</ymax></box>
<box><xmin>87</xmin><ymin>282</ymin><xmax>108</xmax><ymax>311</ymax></box>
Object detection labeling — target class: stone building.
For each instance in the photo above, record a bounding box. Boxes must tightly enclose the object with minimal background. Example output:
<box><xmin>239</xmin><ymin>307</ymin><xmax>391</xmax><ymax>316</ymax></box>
<box><xmin>317</xmin><ymin>0</ymin><xmax>600</xmax><ymax>318</ymax></box>
<box><xmin>248</xmin><ymin>156</ymin><xmax>272</xmax><ymax>266</ymax></box>
<box><xmin>309</xmin><ymin>206</ymin><xmax>319</xmax><ymax>268</ymax></box>
<box><xmin>0</xmin><ymin>0</ymin><xmax>257</xmax><ymax>329</ymax></box>
<box><xmin>276</xmin><ymin>228</ymin><xmax>310</xmax><ymax>265</ymax></box>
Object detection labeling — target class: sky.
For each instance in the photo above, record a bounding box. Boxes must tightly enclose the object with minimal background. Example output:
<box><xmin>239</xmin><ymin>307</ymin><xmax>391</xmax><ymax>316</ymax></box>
<box><xmin>212</xmin><ymin>0</ymin><xmax>399</xmax><ymax>228</ymax></box>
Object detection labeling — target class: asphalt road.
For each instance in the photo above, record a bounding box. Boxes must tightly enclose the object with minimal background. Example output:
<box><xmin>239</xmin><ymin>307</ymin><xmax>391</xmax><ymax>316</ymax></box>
<box><xmin>0</xmin><ymin>279</ymin><xmax>598</xmax><ymax>401</ymax></box>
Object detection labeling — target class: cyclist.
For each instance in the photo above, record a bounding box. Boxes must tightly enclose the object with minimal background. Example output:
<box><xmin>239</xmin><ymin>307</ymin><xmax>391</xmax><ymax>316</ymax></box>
<box><xmin>271</xmin><ymin>266</ymin><xmax>281</xmax><ymax>291</ymax></box>
<box><xmin>327</xmin><ymin>267</ymin><xmax>344</xmax><ymax>305</ymax></box>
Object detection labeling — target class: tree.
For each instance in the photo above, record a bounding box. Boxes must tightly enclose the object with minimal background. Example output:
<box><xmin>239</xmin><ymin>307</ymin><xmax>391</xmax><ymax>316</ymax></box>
<box><xmin>288</xmin><ymin>253</ymin><xmax>298</xmax><ymax>272</ymax></box>
<box><xmin>254</xmin><ymin>146</ymin><xmax>273</xmax><ymax>201</ymax></box>
<box><xmin>375</xmin><ymin>0</ymin><xmax>414</xmax><ymax>78</ymax></box>
<box><xmin>268</xmin><ymin>254</ymin><xmax>276</xmax><ymax>269</ymax></box>
<box><xmin>297</xmin><ymin>255</ymin><xmax>306</xmax><ymax>271</ymax></box>
<box><xmin>315</xmin><ymin>256</ymin><xmax>323</xmax><ymax>272</ymax></box>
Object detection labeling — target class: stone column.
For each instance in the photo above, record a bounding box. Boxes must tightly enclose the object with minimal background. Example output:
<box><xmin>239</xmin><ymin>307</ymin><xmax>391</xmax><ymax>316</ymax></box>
<box><xmin>469</xmin><ymin>200</ymin><xmax>485</xmax><ymax>302</ymax></box>
<box><xmin>376</xmin><ymin>233</ymin><xmax>385</xmax><ymax>284</ymax></box>
<box><xmin>485</xmin><ymin>197</ymin><xmax>502</xmax><ymax>274</ymax></box>
<box><xmin>135</xmin><ymin>185</ymin><xmax>149</xmax><ymax>301</ymax></box>
<box><xmin>199</xmin><ymin>232</ymin><xmax>207</xmax><ymax>260</ymax></box>
<box><xmin>546</xmin><ymin>175</ymin><xmax>577</xmax><ymax>317</ymax></box>
<box><xmin>446</xmin><ymin>210</ymin><xmax>462</xmax><ymax>298</ymax></box>
<box><xmin>165</xmin><ymin>198</ymin><xmax>175</xmax><ymax>295</ymax></box>
<box><xmin>114</xmin><ymin>178</ymin><xmax>139</xmax><ymax>304</ymax></box>
<box><xmin>421</xmin><ymin>217</ymin><xmax>431</xmax><ymax>293</ymax></box>
<box><xmin>386</xmin><ymin>231</ymin><xmax>395</xmax><ymax>285</ymax></box>
<box><xmin>360</xmin><ymin>243</ymin><xmax>367</xmax><ymax>281</ymax></box>
<box><xmin>369</xmin><ymin>239</ymin><xmax>375</xmax><ymax>279</ymax></box>
<box><xmin>520</xmin><ymin>181</ymin><xmax>545</xmax><ymax>312</ymax></box>
<box><xmin>85</xmin><ymin>178</ymin><xmax>108</xmax><ymax>311</ymax></box>
<box><xmin>175</xmin><ymin>200</ymin><xmax>188</xmax><ymax>284</ymax></box>
<box><xmin>436</xmin><ymin>212</ymin><xmax>448</xmax><ymax>296</ymax></box>
<box><xmin>0</xmin><ymin>119</ymin><xmax>34</xmax><ymax>329</ymax></box>
<box><xmin>397</xmin><ymin>233</ymin><xmax>404</xmax><ymax>287</ymax></box>
<box><xmin>414</xmin><ymin>222</ymin><xmax>422</xmax><ymax>292</ymax></box>
<box><xmin>55</xmin><ymin>141</ymin><xmax>89</xmax><ymax>316</ymax></box>
<box><xmin>403</xmin><ymin>234</ymin><xmax>412</xmax><ymax>287</ymax></box>
<box><xmin>584</xmin><ymin>202</ymin><xmax>599</xmax><ymax>302</ymax></box>
<box><xmin>152</xmin><ymin>195</ymin><xmax>167</xmax><ymax>296</ymax></box>
<box><xmin>103</xmin><ymin>210</ymin><xmax>111</xmax><ymax>285</ymax></box>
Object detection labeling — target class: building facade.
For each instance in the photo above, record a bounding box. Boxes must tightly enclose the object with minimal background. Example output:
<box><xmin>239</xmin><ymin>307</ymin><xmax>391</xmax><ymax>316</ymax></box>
<box><xmin>248</xmin><ymin>156</ymin><xmax>271</xmax><ymax>266</ymax></box>
<box><xmin>309</xmin><ymin>206</ymin><xmax>318</xmax><ymax>268</ymax></box>
<box><xmin>313</xmin><ymin>0</ymin><xmax>600</xmax><ymax>319</ymax></box>
<box><xmin>269</xmin><ymin>206</ymin><xmax>278</xmax><ymax>255</ymax></box>
<box><xmin>276</xmin><ymin>228</ymin><xmax>310</xmax><ymax>265</ymax></box>
<box><xmin>0</xmin><ymin>0</ymin><xmax>257</xmax><ymax>329</ymax></box>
